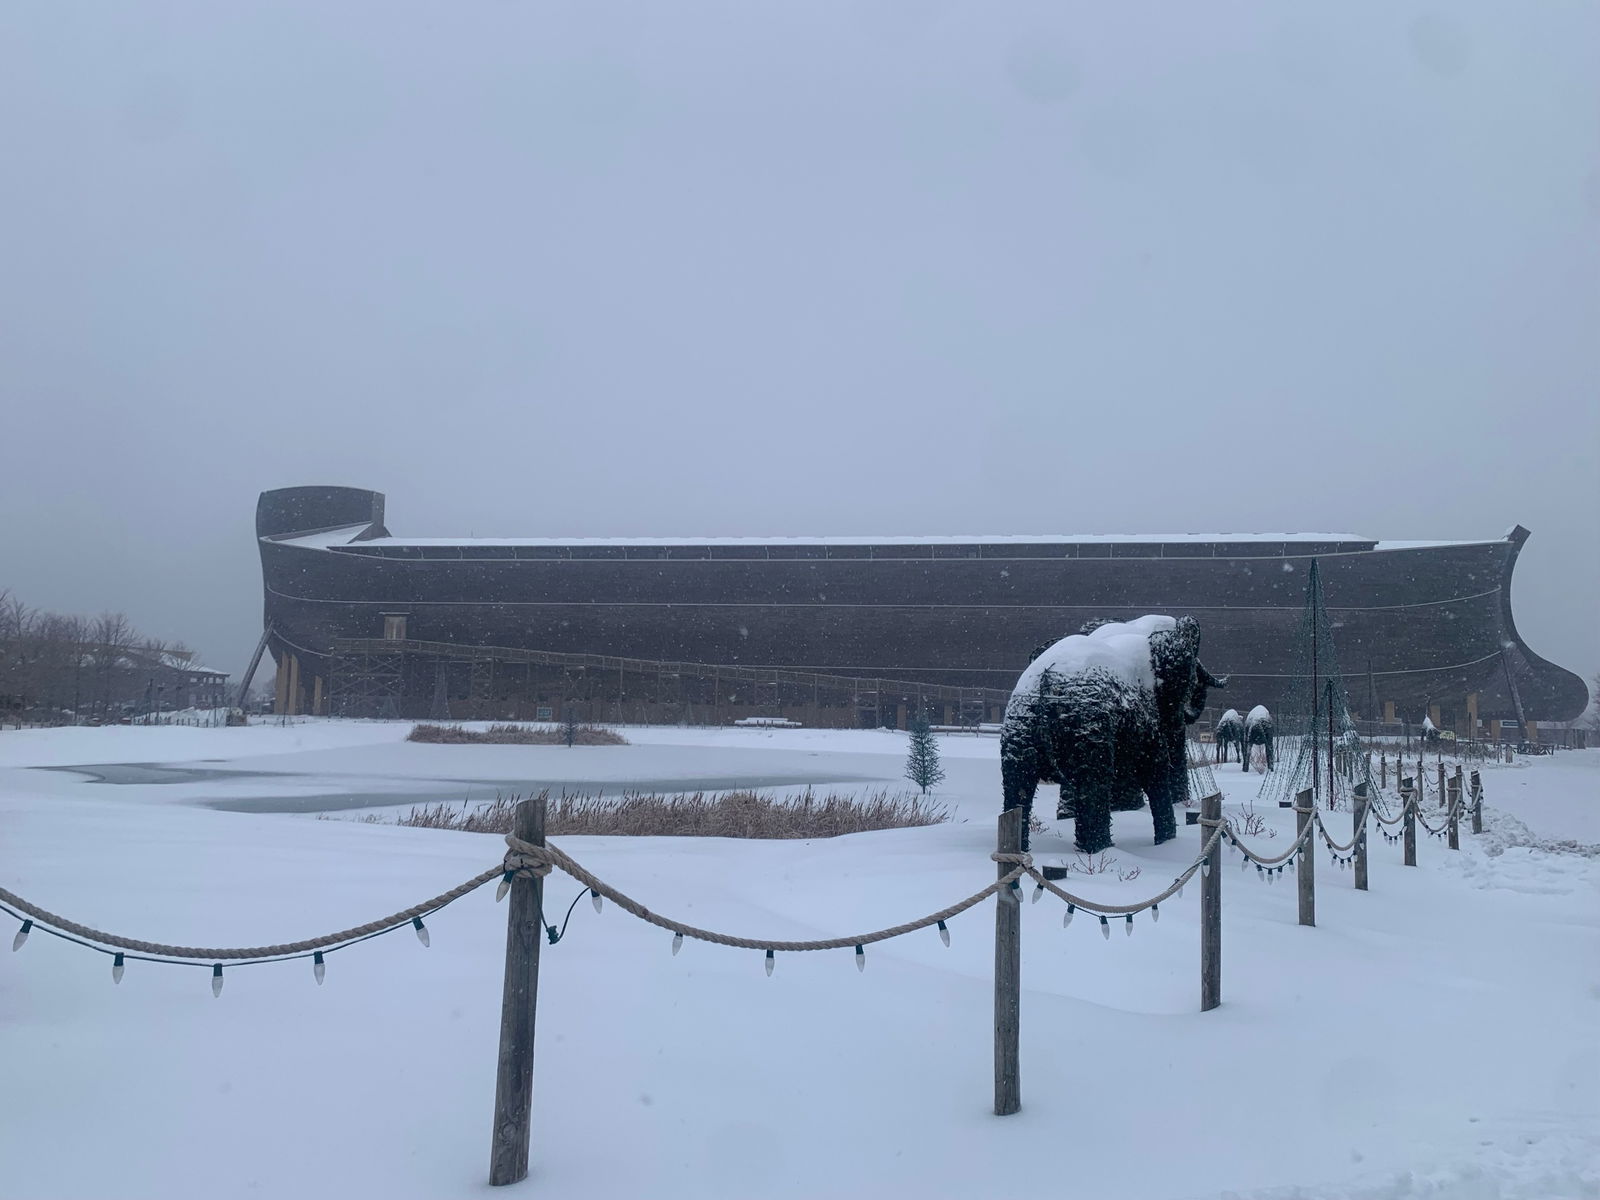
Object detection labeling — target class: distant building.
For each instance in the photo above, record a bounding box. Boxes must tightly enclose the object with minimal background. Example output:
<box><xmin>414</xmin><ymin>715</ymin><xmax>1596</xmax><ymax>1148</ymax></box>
<box><xmin>251</xmin><ymin>486</ymin><xmax>1588</xmax><ymax>737</ymax></box>
<box><xmin>115</xmin><ymin>647</ymin><xmax>230</xmax><ymax>715</ymax></box>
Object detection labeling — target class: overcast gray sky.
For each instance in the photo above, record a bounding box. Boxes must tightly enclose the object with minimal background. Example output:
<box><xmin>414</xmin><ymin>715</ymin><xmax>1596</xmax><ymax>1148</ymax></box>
<box><xmin>2</xmin><ymin>2</ymin><xmax>1596</xmax><ymax>686</ymax></box>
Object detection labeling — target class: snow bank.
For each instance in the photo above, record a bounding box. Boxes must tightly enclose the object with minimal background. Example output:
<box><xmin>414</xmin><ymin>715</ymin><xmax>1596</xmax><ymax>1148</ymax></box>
<box><xmin>1</xmin><ymin>730</ymin><xmax>1596</xmax><ymax>1200</ymax></box>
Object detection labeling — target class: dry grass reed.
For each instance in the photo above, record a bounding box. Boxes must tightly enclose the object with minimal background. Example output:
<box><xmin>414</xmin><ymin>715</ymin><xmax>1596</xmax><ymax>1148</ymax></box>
<box><xmin>390</xmin><ymin>786</ymin><xmax>949</xmax><ymax>839</ymax></box>
<box><xmin>406</xmin><ymin>722</ymin><xmax>629</xmax><ymax>746</ymax></box>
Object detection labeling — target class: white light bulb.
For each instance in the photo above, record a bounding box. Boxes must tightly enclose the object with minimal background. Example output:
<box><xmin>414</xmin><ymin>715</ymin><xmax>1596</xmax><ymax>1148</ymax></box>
<box><xmin>671</xmin><ymin>932</ymin><xmax>683</xmax><ymax>956</ymax></box>
<box><xmin>1202</xmin><ymin>859</ymin><xmax>1212</xmax><ymax>879</ymax></box>
<box><xmin>1151</xmin><ymin>904</ymin><xmax>1160</xmax><ymax>924</ymax></box>
<box><xmin>412</xmin><ymin>917</ymin><xmax>430</xmax><ymax>947</ymax></box>
<box><xmin>495</xmin><ymin>874</ymin><xmax>513</xmax><ymax>902</ymax></box>
<box><xmin>1100</xmin><ymin>916</ymin><xmax>1110</xmax><ymax>941</ymax></box>
<box><xmin>211</xmin><ymin>965</ymin><xmax>224</xmax><ymax>998</ymax></box>
<box><xmin>313</xmin><ymin>951</ymin><xmax>326</xmax><ymax>985</ymax></box>
<box><xmin>1031</xmin><ymin>882</ymin><xmax>1044</xmax><ymax>904</ymax></box>
<box><xmin>764</xmin><ymin>950</ymin><xmax>774</xmax><ymax>977</ymax></box>
<box><xmin>937</xmin><ymin>920</ymin><xmax>950</xmax><ymax>946</ymax></box>
<box><xmin>1062</xmin><ymin>906</ymin><xmax>1074</xmax><ymax>928</ymax></box>
<box><xmin>1124</xmin><ymin>915</ymin><xmax>1133</xmax><ymax>937</ymax></box>
<box><xmin>855</xmin><ymin>945</ymin><xmax>866</xmax><ymax>972</ymax></box>
<box><xmin>591</xmin><ymin>890</ymin><xmax>603</xmax><ymax>914</ymax></box>
<box><xmin>112</xmin><ymin>953</ymin><xmax>125</xmax><ymax>984</ymax></box>
<box><xmin>12</xmin><ymin>921</ymin><xmax>31</xmax><ymax>952</ymax></box>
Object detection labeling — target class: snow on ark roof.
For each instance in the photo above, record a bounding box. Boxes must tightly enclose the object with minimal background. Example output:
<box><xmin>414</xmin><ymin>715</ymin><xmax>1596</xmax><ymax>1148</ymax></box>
<box><xmin>278</xmin><ymin>525</ymin><xmax>1375</xmax><ymax>549</ymax></box>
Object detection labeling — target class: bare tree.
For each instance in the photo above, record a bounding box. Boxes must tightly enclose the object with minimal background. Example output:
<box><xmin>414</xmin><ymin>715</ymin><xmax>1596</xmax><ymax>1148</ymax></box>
<box><xmin>0</xmin><ymin>592</ymin><xmax>36</xmax><ymax>727</ymax></box>
<box><xmin>91</xmin><ymin>612</ymin><xmax>133</xmax><ymax>720</ymax></box>
<box><xmin>0</xmin><ymin>594</ymin><xmax>221</xmax><ymax>727</ymax></box>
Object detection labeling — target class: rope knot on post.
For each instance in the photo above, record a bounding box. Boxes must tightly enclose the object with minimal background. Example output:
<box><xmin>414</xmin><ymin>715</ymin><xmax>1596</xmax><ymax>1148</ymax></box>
<box><xmin>990</xmin><ymin>850</ymin><xmax>1034</xmax><ymax>869</ymax></box>
<box><xmin>502</xmin><ymin>836</ymin><xmax>556</xmax><ymax>881</ymax></box>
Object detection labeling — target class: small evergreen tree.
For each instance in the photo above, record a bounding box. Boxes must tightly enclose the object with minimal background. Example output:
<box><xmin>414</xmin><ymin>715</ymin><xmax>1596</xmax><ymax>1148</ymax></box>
<box><xmin>904</xmin><ymin>709</ymin><xmax>945</xmax><ymax>794</ymax></box>
<box><xmin>563</xmin><ymin>705</ymin><xmax>580</xmax><ymax>748</ymax></box>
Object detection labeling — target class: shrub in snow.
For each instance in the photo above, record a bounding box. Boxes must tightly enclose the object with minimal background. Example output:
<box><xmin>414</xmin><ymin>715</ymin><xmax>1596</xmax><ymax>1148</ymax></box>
<box><xmin>406</xmin><ymin>722</ymin><xmax>627</xmax><ymax>746</ymax></box>
<box><xmin>1001</xmin><ymin>615</ymin><xmax>1227</xmax><ymax>853</ymax></box>
<box><xmin>1228</xmin><ymin>796</ymin><xmax>1276</xmax><ymax>839</ymax></box>
<box><xmin>1059</xmin><ymin>851</ymin><xmax>1142</xmax><ymax>881</ymax></box>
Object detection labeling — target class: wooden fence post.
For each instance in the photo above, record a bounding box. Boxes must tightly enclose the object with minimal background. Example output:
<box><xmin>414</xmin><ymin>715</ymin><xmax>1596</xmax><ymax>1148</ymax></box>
<box><xmin>490</xmin><ymin>795</ymin><xmax>546</xmax><ymax>1186</ymax></box>
<box><xmin>1200</xmin><ymin>791</ymin><xmax>1222</xmax><ymax>1012</ymax></box>
<box><xmin>1402</xmin><ymin>778</ymin><xmax>1417</xmax><ymax>867</ymax></box>
<box><xmin>1447</xmin><ymin>776</ymin><xmax>1461</xmax><ymax>851</ymax></box>
<box><xmin>1437</xmin><ymin>761</ymin><xmax>1446</xmax><ymax>808</ymax></box>
<box><xmin>993</xmin><ymin>807</ymin><xmax>1023</xmax><ymax>1116</ymax></box>
<box><xmin>1470</xmin><ymin>770</ymin><xmax>1483</xmax><ymax>835</ymax></box>
<box><xmin>1295</xmin><ymin>788</ymin><xmax>1315</xmax><ymax>927</ymax></box>
<box><xmin>1380</xmin><ymin>753</ymin><xmax>1387</xmax><ymax>789</ymax></box>
<box><xmin>1352</xmin><ymin>782</ymin><xmax>1369</xmax><ymax>891</ymax></box>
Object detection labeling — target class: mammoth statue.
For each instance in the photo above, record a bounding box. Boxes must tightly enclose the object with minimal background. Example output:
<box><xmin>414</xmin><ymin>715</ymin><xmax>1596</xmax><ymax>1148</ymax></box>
<box><xmin>1244</xmin><ymin>705</ymin><xmax>1275</xmax><ymax>771</ymax></box>
<box><xmin>1214</xmin><ymin>709</ymin><xmax>1246</xmax><ymax>764</ymax></box>
<box><xmin>1002</xmin><ymin>615</ymin><xmax>1227</xmax><ymax>854</ymax></box>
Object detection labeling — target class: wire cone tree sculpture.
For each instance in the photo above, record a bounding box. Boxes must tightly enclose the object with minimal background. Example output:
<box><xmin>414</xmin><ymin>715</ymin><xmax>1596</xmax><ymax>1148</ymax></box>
<box><xmin>1185</xmin><ymin>735</ymin><xmax>1220</xmax><ymax>802</ymax></box>
<box><xmin>1259</xmin><ymin>559</ymin><xmax>1379</xmax><ymax>811</ymax></box>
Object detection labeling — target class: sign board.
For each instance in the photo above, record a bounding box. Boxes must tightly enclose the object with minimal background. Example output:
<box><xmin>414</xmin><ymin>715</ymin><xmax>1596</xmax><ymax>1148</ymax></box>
<box><xmin>536</xmin><ymin>706</ymin><xmax>553</xmax><ymax>721</ymax></box>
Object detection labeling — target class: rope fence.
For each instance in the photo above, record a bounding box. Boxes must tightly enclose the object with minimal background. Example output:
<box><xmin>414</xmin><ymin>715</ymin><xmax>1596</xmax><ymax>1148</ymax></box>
<box><xmin>1416</xmin><ymin>787</ymin><xmax>1468</xmax><ymax>837</ymax></box>
<box><xmin>1314</xmin><ymin>812</ymin><xmax>1361</xmax><ymax>855</ymax></box>
<box><xmin>0</xmin><ymin>870</ymin><xmax>502</xmax><ymax>965</ymax></box>
<box><xmin>3</xmin><ymin>763</ymin><xmax>1492</xmax><ymax>1187</ymax></box>
<box><xmin>504</xmin><ymin>835</ymin><xmax>1033</xmax><ymax>954</ymax></box>
<box><xmin>1024</xmin><ymin>825</ymin><xmax>1223</xmax><ymax>921</ymax></box>
<box><xmin>1226</xmin><ymin>814</ymin><xmax>1317</xmax><ymax>869</ymax></box>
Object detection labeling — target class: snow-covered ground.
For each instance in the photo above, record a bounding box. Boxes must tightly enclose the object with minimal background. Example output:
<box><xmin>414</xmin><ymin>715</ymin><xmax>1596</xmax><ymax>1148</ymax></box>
<box><xmin>2</xmin><ymin>723</ymin><xmax>1596</xmax><ymax>1199</ymax></box>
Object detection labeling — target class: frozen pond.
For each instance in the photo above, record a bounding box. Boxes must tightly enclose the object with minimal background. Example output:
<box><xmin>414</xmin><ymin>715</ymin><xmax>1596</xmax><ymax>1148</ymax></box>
<box><xmin>36</xmin><ymin>762</ymin><xmax>879</xmax><ymax>814</ymax></box>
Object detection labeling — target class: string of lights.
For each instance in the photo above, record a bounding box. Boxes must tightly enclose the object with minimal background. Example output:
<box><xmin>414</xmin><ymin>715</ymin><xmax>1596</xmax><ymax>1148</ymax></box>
<box><xmin>2</xmin><ymin>893</ymin><xmax>462</xmax><ymax>995</ymax></box>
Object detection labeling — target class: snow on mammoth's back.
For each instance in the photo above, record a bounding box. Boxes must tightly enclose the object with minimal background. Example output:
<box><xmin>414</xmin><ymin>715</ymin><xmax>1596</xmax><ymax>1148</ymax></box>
<box><xmin>1011</xmin><ymin>614</ymin><xmax>1176</xmax><ymax>698</ymax></box>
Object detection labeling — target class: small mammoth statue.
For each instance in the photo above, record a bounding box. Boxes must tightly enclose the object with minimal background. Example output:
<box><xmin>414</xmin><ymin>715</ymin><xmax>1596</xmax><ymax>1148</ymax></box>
<box><xmin>1214</xmin><ymin>709</ymin><xmax>1246</xmax><ymax>764</ymax></box>
<box><xmin>1244</xmin><ymin>705</ymin><xmax>1275</xmax><ymax>771</ymax></box>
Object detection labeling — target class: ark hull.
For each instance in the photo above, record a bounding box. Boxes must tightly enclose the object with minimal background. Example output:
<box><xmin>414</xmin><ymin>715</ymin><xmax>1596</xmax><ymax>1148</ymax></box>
<box><xmin>256</xmin><ymin>487</ymin><xmax>1586</xmax><ymax>729</ymax></box>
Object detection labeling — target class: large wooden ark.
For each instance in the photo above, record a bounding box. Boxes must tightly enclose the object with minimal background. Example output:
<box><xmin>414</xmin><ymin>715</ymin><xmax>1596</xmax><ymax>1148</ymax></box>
<box><xmin>255</xmin><ymin>486</ymin><xmax>1586</xmax><ymax>734</ymax></box>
